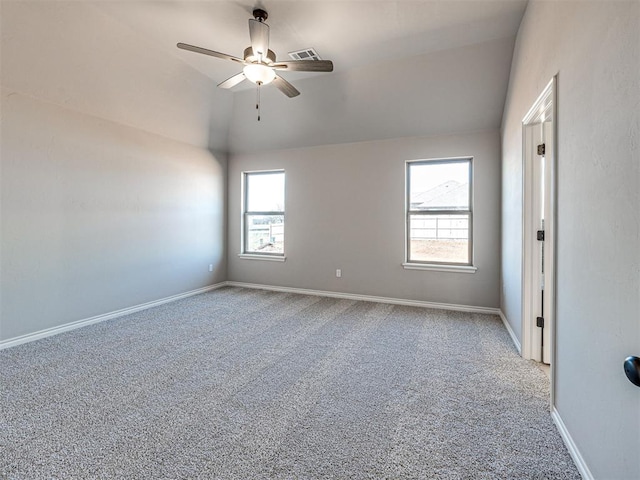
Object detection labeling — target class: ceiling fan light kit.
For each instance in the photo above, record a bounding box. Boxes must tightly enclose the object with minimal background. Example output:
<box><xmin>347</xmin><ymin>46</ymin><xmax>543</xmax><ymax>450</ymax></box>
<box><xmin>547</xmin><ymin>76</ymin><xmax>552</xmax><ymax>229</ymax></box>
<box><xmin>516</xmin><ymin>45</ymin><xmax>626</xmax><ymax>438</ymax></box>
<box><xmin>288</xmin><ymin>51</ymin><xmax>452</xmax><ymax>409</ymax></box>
<box><xmin>177</xmin><ymin>8</ymin><xmax>333</xmax><ymax>120</ymax></box>
<box><xmin>243</xmin><ymin>63</ymin><xmax>276</xmax><ymax>85</ymax></box>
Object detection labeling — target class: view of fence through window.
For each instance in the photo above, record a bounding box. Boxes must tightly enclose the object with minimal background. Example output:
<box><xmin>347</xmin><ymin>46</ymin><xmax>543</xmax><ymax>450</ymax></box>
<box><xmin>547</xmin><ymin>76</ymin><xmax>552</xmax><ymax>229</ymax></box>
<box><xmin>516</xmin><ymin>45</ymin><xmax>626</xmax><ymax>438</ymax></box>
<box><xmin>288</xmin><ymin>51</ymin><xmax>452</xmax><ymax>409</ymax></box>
<box><xmin>244</xmin><ymin>171</ymin><xmax>285</xmax><ymax>255</ymax></box>
<box><xmin>407</xmin><ymin>159</ymin><xmax>472</xmax><ymax>264</ymax></box>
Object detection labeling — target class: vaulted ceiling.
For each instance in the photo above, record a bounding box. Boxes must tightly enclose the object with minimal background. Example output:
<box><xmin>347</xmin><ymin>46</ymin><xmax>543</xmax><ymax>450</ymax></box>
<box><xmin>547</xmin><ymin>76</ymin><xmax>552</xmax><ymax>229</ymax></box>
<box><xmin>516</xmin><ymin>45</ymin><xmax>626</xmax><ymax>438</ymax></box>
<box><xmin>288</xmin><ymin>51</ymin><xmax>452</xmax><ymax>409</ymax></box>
<box><xmin>1</xmin><ymin>1</ymin><xmax>527</xmax><ymax>153</ymax></box>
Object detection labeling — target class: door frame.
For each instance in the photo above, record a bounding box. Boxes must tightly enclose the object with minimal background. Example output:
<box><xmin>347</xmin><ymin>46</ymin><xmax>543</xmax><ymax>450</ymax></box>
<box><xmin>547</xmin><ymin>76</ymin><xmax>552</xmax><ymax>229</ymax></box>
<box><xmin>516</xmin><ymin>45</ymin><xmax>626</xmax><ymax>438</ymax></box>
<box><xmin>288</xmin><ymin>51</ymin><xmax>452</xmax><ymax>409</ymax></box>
<box><xmin>521</xmin><ymin>76</ymin><xmax>558</xmax><ymax>399</ymax></box>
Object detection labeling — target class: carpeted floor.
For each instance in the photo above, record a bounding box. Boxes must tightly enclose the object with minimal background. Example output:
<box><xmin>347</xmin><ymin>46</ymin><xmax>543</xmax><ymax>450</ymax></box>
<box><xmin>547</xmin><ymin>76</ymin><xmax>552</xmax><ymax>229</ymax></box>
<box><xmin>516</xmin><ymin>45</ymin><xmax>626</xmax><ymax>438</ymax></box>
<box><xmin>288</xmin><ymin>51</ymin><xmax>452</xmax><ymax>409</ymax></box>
<box><xmin>0</xmin><ymin>287</ymin><xmax>580</xmax><ymax>479</ymax></box>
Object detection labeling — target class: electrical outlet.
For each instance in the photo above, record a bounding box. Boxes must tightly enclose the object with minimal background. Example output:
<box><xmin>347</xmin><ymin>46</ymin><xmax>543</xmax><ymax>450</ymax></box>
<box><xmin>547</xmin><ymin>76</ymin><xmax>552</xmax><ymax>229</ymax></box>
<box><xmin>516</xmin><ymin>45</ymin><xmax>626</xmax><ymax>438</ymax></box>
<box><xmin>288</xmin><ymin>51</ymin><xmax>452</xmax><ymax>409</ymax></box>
<box><xmin>209</xmin><ymin>264</ymin><xmax>213</xmax><ymax>272</ymax></box>
<box><xmin>336</xmin><ymin>269</ymin><xmax>342</xmax><ymax>278</ymax></box>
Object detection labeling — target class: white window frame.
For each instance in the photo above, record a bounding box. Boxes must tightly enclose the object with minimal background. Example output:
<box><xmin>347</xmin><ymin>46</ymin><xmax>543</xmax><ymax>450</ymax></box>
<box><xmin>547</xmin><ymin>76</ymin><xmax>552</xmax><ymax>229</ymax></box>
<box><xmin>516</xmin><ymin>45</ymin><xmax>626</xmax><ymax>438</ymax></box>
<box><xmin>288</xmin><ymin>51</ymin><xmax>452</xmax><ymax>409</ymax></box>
<box><xmin>403</xmin><ymin>157</ymin><xmax>476</xmax><ymax>273</ymax></box>
<box><xmin>239</xmin><ymin>170</ymin><xmax>286</xmax><ymax>261</ymax></box>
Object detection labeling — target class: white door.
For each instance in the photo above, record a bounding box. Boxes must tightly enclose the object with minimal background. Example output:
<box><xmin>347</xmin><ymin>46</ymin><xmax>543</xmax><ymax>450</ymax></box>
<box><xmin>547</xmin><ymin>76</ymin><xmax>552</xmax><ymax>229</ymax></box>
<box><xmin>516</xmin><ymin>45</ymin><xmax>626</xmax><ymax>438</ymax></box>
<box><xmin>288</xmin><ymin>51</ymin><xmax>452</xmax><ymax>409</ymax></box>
<box><xmin>541</xmin><ymin>121</ymin><xmax>553</xmax><ymax>364</ymax></box>
<box><xmin>533</xmin><ymin>122</ymin><xmax>554</xmax><ymax>364</ymax></box>
<box><xmin>523</xmin><ymin>118</ymin><xmax>554</xmax><ymax>365</ymax></box>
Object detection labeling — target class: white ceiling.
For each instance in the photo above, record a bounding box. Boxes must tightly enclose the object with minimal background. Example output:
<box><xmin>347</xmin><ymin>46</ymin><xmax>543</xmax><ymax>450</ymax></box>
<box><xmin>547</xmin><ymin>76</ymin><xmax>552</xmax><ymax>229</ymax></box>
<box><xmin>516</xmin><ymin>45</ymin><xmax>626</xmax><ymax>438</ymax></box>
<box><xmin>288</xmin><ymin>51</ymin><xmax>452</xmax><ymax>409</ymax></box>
<box><xmin>94</xmin><ymin>0</ymin><xmax>527</xmax><ymax>89</ymax></box>
<box><xmin>1</xmin><ymin>1</ymin><xmax>528</xmax><ymax>153</ymax></box>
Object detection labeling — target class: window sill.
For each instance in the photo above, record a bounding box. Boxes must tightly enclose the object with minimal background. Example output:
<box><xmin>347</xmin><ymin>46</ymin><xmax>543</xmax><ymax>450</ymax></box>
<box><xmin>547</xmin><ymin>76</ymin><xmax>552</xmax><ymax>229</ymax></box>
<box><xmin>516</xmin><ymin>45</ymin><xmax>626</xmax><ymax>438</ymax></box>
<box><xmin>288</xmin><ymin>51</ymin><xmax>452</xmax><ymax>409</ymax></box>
<box><xmin>402</xmin><ymin>263</ymin><xmax>477</xmax><ymax>273</ymax></box>
<box><xmin>239</xmin><ymin>254</ymin><xmax>286</xmax><ymax>262</ymax></box>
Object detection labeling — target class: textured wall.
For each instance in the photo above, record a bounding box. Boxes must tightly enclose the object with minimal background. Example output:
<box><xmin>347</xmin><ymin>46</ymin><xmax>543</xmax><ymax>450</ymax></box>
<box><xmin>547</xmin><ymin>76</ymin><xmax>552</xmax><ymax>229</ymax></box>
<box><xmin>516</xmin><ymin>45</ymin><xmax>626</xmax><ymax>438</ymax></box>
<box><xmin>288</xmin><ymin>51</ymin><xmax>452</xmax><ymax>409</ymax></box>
<box><xmin>228</xmin><ymin>130</ymin><xmax>501</xmax><ymax>308</ymax></box>
<box><xmin>501</xmin><ymin>1</ymin><xmax>640</xmax><ymax>477</ymax></box>
<box><xmin>0</xmin><ymin>90</ymin><xmax>227</xmax><ymax>341</ymax></box>
<box><xmin>0</xmin><ymin>1</ymin><xmax>230</xmax><ymax>343</ymax></box>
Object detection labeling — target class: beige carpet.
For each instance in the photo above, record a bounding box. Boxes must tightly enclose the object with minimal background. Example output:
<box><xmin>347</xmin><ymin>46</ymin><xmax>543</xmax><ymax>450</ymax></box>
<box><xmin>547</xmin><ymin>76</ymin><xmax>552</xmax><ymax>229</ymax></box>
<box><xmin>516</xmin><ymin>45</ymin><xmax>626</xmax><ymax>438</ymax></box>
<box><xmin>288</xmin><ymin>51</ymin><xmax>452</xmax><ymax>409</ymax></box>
<box><xmin>0</xmin><ymin>287</ymin><xmax>579</xmax><ymax>479</ymax></box>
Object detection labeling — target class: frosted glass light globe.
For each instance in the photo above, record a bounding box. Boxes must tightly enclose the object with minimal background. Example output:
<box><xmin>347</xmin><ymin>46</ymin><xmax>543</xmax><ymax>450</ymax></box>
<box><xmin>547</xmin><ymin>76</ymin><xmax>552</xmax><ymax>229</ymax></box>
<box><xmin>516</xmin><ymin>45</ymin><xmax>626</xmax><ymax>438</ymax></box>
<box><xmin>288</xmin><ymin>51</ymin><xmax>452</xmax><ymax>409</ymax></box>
<box><xmin>243</xmin><ymin>64</ymin><xmax>276</xmax><ymax>85</ymax></box>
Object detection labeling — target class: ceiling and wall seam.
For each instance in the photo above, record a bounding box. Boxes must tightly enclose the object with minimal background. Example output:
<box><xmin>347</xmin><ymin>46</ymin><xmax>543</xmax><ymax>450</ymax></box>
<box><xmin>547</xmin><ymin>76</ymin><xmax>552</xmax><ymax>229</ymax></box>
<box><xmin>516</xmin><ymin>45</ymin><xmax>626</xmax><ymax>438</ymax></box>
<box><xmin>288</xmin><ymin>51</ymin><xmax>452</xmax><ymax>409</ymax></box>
<box><xmin>87</xmin><ymin>2</ymin><xmax>236</xmax><ymax>154</ymax></box>
<box><xmin>227</xmin><ymin>126</ymin><xmax>502</xmax><ymax>158</ymax></box>
<box><xmin>0</xmin><ymin>87</ymin><xmax>218</xmax><ymax>154</ymax></box>
<box><xmin>0</xmin><ymin>1</ymin><xmax>232</xmax><ymax>151</ymax></box>
<box><xmin>227</xmin><ymin>35</ymin><xmax>517</xmax><ymax>154</ymax></box>
<box><xmin>91</xmin><ymin>1</ymin><xmax>239</xmax><ymax>154</ymax></box>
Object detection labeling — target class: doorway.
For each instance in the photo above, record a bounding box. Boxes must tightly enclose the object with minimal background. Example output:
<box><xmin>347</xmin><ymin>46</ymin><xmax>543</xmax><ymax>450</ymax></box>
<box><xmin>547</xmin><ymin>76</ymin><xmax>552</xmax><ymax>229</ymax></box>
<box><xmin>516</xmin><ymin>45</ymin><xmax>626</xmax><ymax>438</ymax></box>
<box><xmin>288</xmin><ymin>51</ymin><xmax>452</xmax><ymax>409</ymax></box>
<box><xmin>522</xmin><ymin>78</ymin><xmax>557</xmax><ymax>374</ymax></box>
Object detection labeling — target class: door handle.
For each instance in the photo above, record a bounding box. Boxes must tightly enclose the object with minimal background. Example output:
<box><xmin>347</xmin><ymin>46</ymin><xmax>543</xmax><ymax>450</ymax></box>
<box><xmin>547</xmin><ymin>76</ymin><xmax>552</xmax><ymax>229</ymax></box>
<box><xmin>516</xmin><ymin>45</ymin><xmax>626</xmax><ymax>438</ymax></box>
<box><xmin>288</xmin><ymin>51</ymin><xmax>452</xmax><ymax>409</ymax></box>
<box><xmin>623</xmin><ymin>356</ymin><xmax>640</xmax><ymax>387</ymax></box>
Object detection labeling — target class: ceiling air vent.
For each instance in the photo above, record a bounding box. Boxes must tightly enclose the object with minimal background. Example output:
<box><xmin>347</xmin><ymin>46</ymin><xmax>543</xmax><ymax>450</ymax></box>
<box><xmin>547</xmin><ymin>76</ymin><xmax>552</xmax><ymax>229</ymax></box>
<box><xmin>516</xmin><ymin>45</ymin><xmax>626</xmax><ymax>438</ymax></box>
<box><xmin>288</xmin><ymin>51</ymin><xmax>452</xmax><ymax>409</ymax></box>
<box><xmin>288</xmin><ymin>48</ymin><xmax>322</xmax><ymax>61</ymax></box>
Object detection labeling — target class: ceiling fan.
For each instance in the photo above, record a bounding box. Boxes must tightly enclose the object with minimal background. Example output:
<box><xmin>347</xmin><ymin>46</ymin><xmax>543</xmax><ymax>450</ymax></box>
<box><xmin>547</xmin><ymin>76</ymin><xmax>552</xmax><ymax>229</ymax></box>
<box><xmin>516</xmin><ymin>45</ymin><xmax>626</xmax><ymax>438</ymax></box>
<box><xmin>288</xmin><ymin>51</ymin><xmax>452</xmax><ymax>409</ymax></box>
<box><xmin>177</xmin><ymin>8</ymin><xmax>334</xmax><ymax>119</ymax></box>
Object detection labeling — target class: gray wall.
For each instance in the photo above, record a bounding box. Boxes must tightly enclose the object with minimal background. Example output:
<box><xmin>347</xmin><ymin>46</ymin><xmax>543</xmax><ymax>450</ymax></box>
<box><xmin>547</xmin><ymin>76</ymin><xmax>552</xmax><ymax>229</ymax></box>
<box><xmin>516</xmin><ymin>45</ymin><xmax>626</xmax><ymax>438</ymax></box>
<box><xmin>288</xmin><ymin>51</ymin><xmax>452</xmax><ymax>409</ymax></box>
<box><xmin>0</xmin><ymin>1</ymin><xmax>231</xmax><ymax>343</ymax></box>
<box><xmin>501</xmin><ymin>1</ymin><xmax>639</xmax><ymax>478</ymax></box>
<box><xmin>228</xmin><ymin>130</ymin><xmax>501</xmax><ymax>308</ymax></box>
<box><xmin>0</xmin><ymin>90</ymin><xmax>227</xmax><ymax>341</ymax></box>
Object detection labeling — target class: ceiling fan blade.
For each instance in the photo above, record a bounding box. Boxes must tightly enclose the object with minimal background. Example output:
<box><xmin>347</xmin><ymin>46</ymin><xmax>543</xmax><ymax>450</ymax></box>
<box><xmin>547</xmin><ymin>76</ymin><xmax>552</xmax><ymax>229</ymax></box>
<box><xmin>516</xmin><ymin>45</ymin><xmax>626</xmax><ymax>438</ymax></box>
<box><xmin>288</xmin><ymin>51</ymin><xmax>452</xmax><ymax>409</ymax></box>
<box><xmin>248</xmin><ymin>19</ymin><xmax>269</xmax><ymax>59</ymax></box>
<box><xmin>272</xmin><ymin>75</ymin><xmax>300</xmax><ymax>98</ymax></box>
<box><xmin>272</xmin><ymin>60</ymin><xmax>334</xmax><ymax>72</ymax></box>
<box><xmin>177</xmin><ymin>43</ymin><xmax>245</xmax><ymax>64</ymax></box>
<box><xmin>218</xmin><ymin>72</ymin><xmax>246</xmax><ymax>89</ymax></box>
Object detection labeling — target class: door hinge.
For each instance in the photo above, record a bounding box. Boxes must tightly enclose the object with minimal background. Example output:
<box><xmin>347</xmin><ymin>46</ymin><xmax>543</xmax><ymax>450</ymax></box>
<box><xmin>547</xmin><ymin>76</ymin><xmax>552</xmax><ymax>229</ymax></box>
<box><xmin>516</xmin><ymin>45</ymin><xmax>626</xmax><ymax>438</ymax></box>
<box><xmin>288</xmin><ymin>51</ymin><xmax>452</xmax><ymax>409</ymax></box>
<box><xmin>536</xmin><ymin>317</ymin><xmax>545</xmax><ymax>328</ymax></box>
<box><xmin>537</xmin><ymin>143</ymin><xmax>546</xmax><ymax>155</ymax></box>
<box><xmin>537</xmin><ymin>230</ymin><xmax>545</xmax><ymax>241</ymax></box>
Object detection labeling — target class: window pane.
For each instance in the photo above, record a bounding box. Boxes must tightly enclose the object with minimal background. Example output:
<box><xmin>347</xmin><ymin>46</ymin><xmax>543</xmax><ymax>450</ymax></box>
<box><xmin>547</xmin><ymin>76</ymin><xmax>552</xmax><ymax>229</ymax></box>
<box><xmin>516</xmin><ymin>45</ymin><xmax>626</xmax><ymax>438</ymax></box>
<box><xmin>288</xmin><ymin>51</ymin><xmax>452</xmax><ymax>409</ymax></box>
<box><xmin>245</xmin><ymin>214</ymin><xmax>284</xmax><ymax>254</ymax></box>
<box><xmin>247</xmin><ymin>172</ymin><xmax>285</xmax><ymax>212</ymax></box>
<box><xmin>410</xmin><ymin>162</ymin><xmax>469</xmax><ymax>210</ymax></box>
<box><xmin>409</xmin><ymin>214</ymin><xmax>469</xmax><ymax>264</ymax></box>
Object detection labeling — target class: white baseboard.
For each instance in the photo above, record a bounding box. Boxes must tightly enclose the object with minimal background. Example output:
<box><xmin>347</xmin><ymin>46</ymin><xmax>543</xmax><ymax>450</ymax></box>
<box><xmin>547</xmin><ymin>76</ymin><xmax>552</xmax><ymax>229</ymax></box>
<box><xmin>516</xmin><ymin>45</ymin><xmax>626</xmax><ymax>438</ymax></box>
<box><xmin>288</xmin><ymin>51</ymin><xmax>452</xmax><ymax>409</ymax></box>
<box><xmin>0</xmin><ymin>282</ymin><xmax>227</xmax><ymax>350</ymax></box>
<box><xmin>499</xmin><ymin>310</ymin><xmax>522</xmax><ymax>354</ymax></box>
<box><xmin>226</xmin><ymin>281</ymin><xmax>500</xmax><ymax>315</ymax></box>
<box><xmin>1</xmin><ymin>281</ymin><xmax>501</xmax><ymax>350</ymax></box>
<box><xmin>551</xmin><ymin>408</ymin><xmax>593</xmax><ymax>480</ymax></box>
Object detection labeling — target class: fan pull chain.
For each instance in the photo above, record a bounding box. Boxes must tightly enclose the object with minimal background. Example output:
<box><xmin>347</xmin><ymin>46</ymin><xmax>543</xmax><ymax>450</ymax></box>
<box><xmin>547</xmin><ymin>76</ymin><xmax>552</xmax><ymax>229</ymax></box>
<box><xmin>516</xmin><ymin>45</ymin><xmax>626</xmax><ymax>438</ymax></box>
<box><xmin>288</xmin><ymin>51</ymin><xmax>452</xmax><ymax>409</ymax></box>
<box><xmin>256</xmin><ymin>81</ymin><xmax>262</xmax><ymax>121</ymax></box>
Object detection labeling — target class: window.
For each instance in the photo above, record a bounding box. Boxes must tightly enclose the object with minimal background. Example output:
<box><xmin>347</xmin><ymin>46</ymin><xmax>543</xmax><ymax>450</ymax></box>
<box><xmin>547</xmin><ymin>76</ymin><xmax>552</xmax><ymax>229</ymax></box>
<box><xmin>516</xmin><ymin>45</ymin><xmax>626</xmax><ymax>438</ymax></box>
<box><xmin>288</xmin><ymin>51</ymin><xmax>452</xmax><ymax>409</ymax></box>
<box><xmin>406</xmin><ymin>158</ymin><xmax>473</xmax><ymax>267</ymax></box>
<box><xmin>242</xmin><ymin>170</ymin><xmax>285</xmax><ymax>257</ymax></box>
